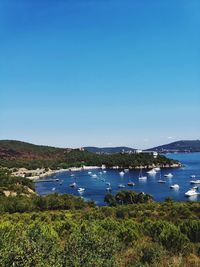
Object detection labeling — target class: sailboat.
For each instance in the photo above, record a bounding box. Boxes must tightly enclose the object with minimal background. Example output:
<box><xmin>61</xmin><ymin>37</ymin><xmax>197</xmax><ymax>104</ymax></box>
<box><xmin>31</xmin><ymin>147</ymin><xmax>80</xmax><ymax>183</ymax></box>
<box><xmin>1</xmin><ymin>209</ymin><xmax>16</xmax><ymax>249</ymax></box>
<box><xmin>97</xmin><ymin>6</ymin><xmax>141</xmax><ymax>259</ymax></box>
<box><xmin>127</xmin><ymin>174</ymin><xmax>135</xmax><ymax>186</ymax></box>
<box><xmin>138</xmin><ymin>169</ymin><xmax>147</xmax><ymax>180</ymax></box>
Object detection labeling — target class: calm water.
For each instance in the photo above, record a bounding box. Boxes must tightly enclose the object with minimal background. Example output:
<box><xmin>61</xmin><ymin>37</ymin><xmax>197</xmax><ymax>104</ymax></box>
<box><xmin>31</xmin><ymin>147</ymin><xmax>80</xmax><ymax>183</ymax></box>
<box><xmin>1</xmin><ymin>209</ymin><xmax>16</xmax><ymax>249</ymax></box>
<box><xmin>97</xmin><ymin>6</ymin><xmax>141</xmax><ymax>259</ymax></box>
<box><xmin>35</xmin><ymin>153</ymin><xmax>200</xmax><ymax>205</ymax></box>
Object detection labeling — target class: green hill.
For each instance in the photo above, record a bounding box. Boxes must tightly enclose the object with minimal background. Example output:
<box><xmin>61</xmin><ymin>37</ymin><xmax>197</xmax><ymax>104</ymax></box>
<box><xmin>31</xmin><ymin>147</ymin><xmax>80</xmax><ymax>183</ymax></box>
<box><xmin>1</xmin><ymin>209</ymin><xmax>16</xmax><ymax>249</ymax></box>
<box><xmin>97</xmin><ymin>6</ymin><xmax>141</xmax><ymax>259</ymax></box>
<box><xmin>147</xmin><ymin>140</ymin><xmax>200</xmax><ymax>153</ymax></box>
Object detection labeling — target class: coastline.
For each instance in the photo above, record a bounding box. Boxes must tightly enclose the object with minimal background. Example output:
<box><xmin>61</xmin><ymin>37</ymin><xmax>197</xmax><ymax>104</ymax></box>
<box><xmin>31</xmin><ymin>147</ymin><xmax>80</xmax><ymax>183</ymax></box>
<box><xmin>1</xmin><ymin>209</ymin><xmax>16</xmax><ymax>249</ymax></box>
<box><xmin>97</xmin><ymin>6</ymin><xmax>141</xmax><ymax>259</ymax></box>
<box><xmin>12</xmin><ymin>163</ymin><xmax>181</xmax><ymax>181</ymax></box>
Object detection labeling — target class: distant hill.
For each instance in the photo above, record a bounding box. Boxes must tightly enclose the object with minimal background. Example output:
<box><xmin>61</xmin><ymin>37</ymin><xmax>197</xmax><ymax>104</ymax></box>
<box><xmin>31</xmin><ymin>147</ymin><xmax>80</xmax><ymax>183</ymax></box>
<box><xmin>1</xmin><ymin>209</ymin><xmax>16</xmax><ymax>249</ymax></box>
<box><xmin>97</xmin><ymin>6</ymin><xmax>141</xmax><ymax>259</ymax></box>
<box><xmin>147</xmin><ymin>140</ymin><xmax>200</xmax><ymax>153</ymax></box>
<box><xmin>0</xmin><ymin>140</ymin><xmax>71</xmax><ymax>160</ymax></box>
<box><xmin>84</xmin><ymin>146</ymin><xmax>136</xmax><ymax>154</ymax></box>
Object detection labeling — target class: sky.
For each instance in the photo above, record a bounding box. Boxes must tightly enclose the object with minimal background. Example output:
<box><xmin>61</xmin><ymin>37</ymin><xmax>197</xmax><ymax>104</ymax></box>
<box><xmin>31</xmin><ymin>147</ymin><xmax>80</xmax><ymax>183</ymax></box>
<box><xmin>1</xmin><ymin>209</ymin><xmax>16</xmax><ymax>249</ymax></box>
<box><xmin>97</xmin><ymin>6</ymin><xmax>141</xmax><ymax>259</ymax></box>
<box><xmin>0</xmin><ymin>0</ymin><xmax>200</xmax><ymax>149</ymax></box>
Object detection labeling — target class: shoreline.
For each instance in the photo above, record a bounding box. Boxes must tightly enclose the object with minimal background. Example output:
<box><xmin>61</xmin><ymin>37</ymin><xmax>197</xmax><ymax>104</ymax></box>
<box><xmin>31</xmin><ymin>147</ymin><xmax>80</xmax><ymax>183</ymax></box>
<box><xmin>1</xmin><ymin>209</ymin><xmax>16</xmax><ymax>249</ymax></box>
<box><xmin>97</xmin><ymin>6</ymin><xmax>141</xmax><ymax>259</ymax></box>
<box><xmin>12</xmin><ymin>163</ymin><xmax>181</xmax><ymax>181</ymax></box>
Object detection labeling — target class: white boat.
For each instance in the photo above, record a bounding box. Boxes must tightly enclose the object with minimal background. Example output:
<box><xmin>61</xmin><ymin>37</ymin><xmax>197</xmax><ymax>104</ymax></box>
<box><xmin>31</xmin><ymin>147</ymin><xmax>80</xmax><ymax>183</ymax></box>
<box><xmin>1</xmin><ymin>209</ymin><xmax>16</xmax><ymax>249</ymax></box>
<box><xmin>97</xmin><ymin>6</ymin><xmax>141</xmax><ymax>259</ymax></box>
<box><xmin>78</xmin><ymin>187</ymin><xmax>85</xmax><ymax>193</ymax></box>
<box><xmin>124</xmin><ymin>169</ymin><xmax>129</xmax><ymax>173</ymax></box>
<box><xmin>138</xmin><ymin>169</ymin><xmax>147</xmax><ymax>180</ymax></box>
<box><xmin>193</xmin><ymin>186</ymin><xmax>198</xmax><ymax>189</ymax></box>
<box><xmin>103</xmin><ymin>170</ymin><xmax>107</xmax><ymax>173</ymax></box>
<box><xmin>147</xmin><ymin>169</ymin><xmax>157</xmax><ymax>175</ymax></box>
<box><xmin>139</xmin><ymin>176</ymin><xmax>147</xmax><ymax>180</ymax></box>
<box><xmin>69</xmin><ymin>182</ymin><xmax>77</xmax><ymax>187</ymax></box>
<box><xmin>119</xmin><ymin>171</ymin><xmax>125</xmax><ymax>176</ymax></box>
<box><xmin>170</xmin><ymin>184</ymin><xmax>180</xmax><ymax>189</ymax></box>
<box><xmin>91</xmin><ymin>174</ymin><xmax>97</xmax><ymax>178</ymax></box>
<box><xmin>88</xmin><ymin>171</ymin><xmax>92</xmax><ymax>175</ymax></box>
<box><xmin>154</xmin><ymin>167</ymin><xmax>160</xmax><ymax>171</ymax></box>
<box><xmin>127</xmin><ymin>182</ymin><xmax>135</xmax><ymax>186</ymax></box>
<box><xmin>190</xmin><ymin>175</ymin><xmax>196</xmax><ymax>178</ymax></box>
<box><xmin>185</xmin><ymin>188</ymin><xmax>199</xmax><ymax>197</ymax></box>
<box><xmin>52</xmin><ymin>187</ymin><xmax>56</xmax><ymax>191</ymax></box>
<box><xmin>118</xmin><ymin>184</ymin><xmax>125</xmax><ymax>188</ymax></box>
<box><xmin>158</xmin><ymin>180</ymin><xmax>166</xmax><ymax>183</ymax></box>
<box><xmin>70</xmin><ymin>174</ymin><xmax>75</xmax><ymax>177</ymax></box>
<box><xmin>164</xmin><ymin>173</ymin><xmax>173</xmax><ymax>178</ymax></box>
<box><xmin>106</xmin><ymin>187</ymin><xmax>112</xmax><ymax>191</ymax></box>
<box><xmin>190</xmin><ymin>180</ymin><xmax>200</xmax><ymax>184</ymax></box>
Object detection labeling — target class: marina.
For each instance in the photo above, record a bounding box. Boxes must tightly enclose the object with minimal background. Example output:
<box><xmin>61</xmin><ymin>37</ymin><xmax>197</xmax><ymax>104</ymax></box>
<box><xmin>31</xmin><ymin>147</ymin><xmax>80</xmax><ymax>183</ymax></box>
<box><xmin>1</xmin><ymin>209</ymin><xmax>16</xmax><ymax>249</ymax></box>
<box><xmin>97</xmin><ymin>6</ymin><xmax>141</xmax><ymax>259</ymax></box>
<box><xmin>35</xmin><ymin>152</ymin><xmax>200</xmax><ymax>205</ymax></box>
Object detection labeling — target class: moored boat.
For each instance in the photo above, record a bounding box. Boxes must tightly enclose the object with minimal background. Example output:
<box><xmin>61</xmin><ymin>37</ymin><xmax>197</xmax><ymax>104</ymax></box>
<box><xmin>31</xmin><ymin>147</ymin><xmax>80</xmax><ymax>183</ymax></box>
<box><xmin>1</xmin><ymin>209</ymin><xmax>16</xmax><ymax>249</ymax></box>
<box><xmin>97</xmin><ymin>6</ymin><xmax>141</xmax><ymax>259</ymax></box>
<box><xmin>170</xmin><ymin>184</ymin><xmax>180</xmax><ymax>189</ymax></box>
<box><xmin>158</xmin><ymin>180</ymin><xmax>166</xmax><ymax>183</ymax></box>
<box><xmin>185</xmin><ymin>188</ymin><xmax>199</xmax><ymax>197</ymax></box>
<box><xmin>164</xmin><ymin>173</ymin><xmax>173</xmax><ymax>178</ymax></box>
<box><xmin>190</xmin><ymin>180</ymin><xmax>200</xmax><ymax>184</ymax></box>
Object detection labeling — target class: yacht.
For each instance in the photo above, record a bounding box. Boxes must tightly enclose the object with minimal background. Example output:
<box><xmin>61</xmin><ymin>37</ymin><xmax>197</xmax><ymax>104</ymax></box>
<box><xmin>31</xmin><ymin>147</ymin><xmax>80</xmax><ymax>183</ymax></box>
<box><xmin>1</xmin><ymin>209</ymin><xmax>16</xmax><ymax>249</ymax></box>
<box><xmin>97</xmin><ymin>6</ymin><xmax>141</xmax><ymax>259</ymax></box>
<box><xmin>158</xmin><ymin>180</ymin><xmax>166</xmax><ymax>183</ymax></box>
<box><xmin>118</xmin><ymin>184</ymin><xmax>125</xmax><ymax>188</ymax></box>
<box><xmin>91</xmin><ymin>174</ymin><xmax>97</xmax><ymax>178</ymax></box>
<box><xmin>147</xmin><ymin>169</ymin><xmax>157</xmax><ymax>175</ymax></box>
<box><xmin>154</xmin><ymin>167</ymin><xmax>160</xmax><ymax>172</ymax></box>
<box><xmin>190</xmin><ymin>180</ymin><xmax>200</xmax><ymax>184</ymax></box>
<box><xmin>170</xmin><ymin>184</ymin><xmax>180</xmax><ymax>189</ymax></box>
<box><xmin>119</xmin><ymin>171</ymin><xmax>125</xmax><ymax>176</ymax></box>
<box><xmin>164</xmin><ymin>173</ymin><xmax>173</xmax><ymax>178</ymax></box>
<box><xmin>88</xmin><ymin>171</ymin><xmax>92</xmax><ymax>175</ymax></box>
<box><xmin>185</xmin><ymin>188</ymin><xmax>199</xmax><ymax>197</ymax></box>
<box><xmin>69</xmin><ymin>182</ymin><xmax>77</xmax><ymax>187</ymax></box>
<box><xmin>127</xmin><ymin>182</ymin><xmax>135</xmax><ymax>186</ymax></box>
<box><xmin>78</xmin><ymin>187</ymin><xmax>85</xmax><ymax>193</ymax></box>
<box><xmin>190</xmin><ymin>175</ymin><xmax>196</xmax><ymax>178</ymax></box>
<box><xmin>106</xmin><ymin>186</ymin><xmax>112</xmax><ymax>192</ymax></box>
<box><xmin>138</xmin><ymin>169</ymin><xmax>147</xmax><ymax>180</ymax></box>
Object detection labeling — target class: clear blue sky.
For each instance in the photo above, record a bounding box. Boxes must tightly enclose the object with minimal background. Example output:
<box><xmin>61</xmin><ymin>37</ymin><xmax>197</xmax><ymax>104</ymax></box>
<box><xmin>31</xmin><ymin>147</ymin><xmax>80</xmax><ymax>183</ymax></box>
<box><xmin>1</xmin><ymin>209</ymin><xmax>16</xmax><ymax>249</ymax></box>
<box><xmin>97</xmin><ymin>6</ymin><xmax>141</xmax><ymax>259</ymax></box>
<box><xmin>0</xmin><ymin>0</ymin><xmax>199</xmax><ymax>149</ymax></box>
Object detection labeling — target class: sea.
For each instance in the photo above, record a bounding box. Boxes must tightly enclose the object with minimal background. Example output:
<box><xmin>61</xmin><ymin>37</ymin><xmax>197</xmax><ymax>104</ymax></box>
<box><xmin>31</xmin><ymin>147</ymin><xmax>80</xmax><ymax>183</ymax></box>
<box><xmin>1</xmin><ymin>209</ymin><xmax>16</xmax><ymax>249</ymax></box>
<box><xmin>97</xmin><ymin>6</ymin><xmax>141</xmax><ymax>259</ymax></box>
<box><xmin>35</xmin><ymin>152</ymin><xmax>200</xmax><ymax>205</ymax></box>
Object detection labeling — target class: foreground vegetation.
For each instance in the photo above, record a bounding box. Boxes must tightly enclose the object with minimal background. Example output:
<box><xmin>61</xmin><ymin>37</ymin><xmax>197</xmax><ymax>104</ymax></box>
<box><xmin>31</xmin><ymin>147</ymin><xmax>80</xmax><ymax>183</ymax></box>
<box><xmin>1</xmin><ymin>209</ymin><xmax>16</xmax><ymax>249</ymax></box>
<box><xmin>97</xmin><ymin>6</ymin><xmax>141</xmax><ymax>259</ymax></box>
<box><xmin>1</xmin><ymin>199</ymin><xmax>200</xmax><ymax>266</ymax></box>
<box><xmin>1</xmin><ymin>169</ymin><xmax>200</xmax><ymax>266</ymax></box>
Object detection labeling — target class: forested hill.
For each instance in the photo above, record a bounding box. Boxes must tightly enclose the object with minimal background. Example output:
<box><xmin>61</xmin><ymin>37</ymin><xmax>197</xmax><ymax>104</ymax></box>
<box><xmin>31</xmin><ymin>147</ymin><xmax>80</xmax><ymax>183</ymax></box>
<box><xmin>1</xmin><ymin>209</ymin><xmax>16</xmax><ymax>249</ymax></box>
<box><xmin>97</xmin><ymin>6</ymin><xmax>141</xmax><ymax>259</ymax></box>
<box><xmin>147</xmin><ymin>140</ymin><xmax>200</xmax><ymax>153</ymax></box>
<box><xmin>84</xmin><ymin>146</ymin><xmax>136</xmax><ymax>154</ymax></box>
<box><xmin>0</xmin><ymin>140</ymin><xmax>70</xmax><ymax>160</ymax></box>
<box><xmin>0</xmin><ymin>140</ymin><xmax>179</xmax><ymax>170</ymax></box>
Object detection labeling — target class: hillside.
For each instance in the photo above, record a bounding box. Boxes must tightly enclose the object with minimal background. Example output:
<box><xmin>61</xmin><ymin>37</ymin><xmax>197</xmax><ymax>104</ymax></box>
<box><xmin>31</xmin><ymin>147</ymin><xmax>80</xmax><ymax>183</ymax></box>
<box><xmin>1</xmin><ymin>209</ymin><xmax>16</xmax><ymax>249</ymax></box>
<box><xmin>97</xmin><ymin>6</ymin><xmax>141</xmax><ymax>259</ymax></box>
<box><xmin>148</xmin><ymin>140</ymin><xmax>200</xmax><ymax>153</ymax></box>
<box><xmin>84</xmin><ymin>146</ymin><xmax>136</xmax><ymax>154</ymax></box>
<box><xmin>0</xmin><ymin>140</ymin><xmax>179</xmax><ymax>170</ymax></box>
<box><xmin>0</xmin><ymin>140</ymin><xmax>71</xmax><ymax>160</ymax></box>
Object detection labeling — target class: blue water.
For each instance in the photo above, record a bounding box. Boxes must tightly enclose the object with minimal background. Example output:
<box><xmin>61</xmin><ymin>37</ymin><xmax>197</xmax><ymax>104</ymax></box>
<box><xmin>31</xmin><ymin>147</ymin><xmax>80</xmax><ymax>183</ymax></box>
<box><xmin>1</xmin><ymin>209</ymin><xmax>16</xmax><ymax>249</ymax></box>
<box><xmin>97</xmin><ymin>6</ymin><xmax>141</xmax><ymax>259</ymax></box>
<box><xmin>35</xmin><ymin>153</ymin><xmax>200</xmax><ymax>205</ymax></box>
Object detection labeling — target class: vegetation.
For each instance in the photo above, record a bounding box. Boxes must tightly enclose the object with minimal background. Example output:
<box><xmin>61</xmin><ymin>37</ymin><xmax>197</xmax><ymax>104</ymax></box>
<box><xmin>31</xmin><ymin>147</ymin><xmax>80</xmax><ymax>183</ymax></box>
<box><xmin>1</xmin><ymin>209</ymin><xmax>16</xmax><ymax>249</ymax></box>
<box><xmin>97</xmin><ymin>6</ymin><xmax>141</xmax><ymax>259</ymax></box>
<box><xmin>149</xmin><ymin>140</ymin><xmax>200</xmax><ymax>153</ymax></box>
<box><xmin>1</xmin><ymin>199</ymin><xmax>200</xmax><ymax>266</ymax></box>
<box><xmin>0</xmin><ymin>140</ymin><xmax>179</xmax><ymax>169</ymax></box>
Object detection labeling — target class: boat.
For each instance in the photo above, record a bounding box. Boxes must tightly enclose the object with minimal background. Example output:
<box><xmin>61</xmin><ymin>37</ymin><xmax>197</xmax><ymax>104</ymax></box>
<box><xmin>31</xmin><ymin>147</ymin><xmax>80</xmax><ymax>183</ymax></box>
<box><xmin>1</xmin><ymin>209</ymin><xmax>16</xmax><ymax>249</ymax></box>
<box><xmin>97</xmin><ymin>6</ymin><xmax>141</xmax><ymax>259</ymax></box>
<box><xmin>190</xmin><ymin>180</ymin><xmax>200</xmax><ymax>184</ymax></box>
<box><xmin>103</xmin><ymin>170</ymin><xmax>107</xmax><ymax>173</ymax></box>
<box><xmin>193</xmin><ymin>186</ymin><xmax>198</xmax><ymax>189</ymax></box>
<box><xmin>52</xmin><ymin>187</ymin><xmax>56</xmax><ymax>191</ymax></box>
<box><xmin>138</xmin><ymin>169</ymin><xmax>147</xmax><ymax>180</ymax></box>
<box><xmin>164</xmin><ymin>173</ymin><xmax>173</xmax><ymax>178</ymax></box>
<box><xmin>185</xmin><ymin>188</ymin><xmax>199</xmax><ymax>197</ymax></box>
<box><xmin>69</xmin><ymin>182</ymin><xmax>77</xmax><ymax>187</ymax></box>
<box><xmin>88</xmin><ymin>171</ymin><xmax>92</xmax><ymax>175</ymax></box>
<box><xmin>124</xmin><ymin>169</ymin><xmax>129</xmax><ymax>173</ymax></box>
<box><xmin>91</xmin><ymin>174</ymin><xmax>97</xmax><ymax>178</ymax></box>
<box><xmin>190</xmin><ymin>175</ymin><xmax>196</xmax><ymax>178</ymax></box>
<box><xmin>70</xmin><ymin>174</ymin><xmax>75</xmax><ymax>177</ymax></box>
<box><xmin>154</xmin><ymin>167</ymin><xmax>160</xmax><ymax>171</ymax></box>
<box><xmin>118</xmin><ymin>184</ymin><xmax>125</xmax><ymax>188</ymax></box>
<box><xmin>170</xmin><ymin>184</ymin><xmax>180</xmax><ymax>189</ymax></box>
<box><xmin>106</xmin><ymin>186</ymin><xmax>112</xmax><ymax>192</ymax></box>
<box><xmin>119</xmin><ymin>171</ymin><xmax>125</xmax><ymax>176</ymax></box>
<box><xmin>127</xmin><ymin>182</ymin><xmax>135</xmax><ymax>186</ymax></box>
<box><xmin>147</xmin><ymin>169</ymin><xmax>157</xmax><ymax>175</ymax></box>
<box><xmin>78</xmin><ymin>187</ymin><xmax>85</xmax><ymax>193</ymax></box>
<box><xmin>158</xmin><ymin>180</ymin><xmax>166</xmax><ymax>183</ymax></box>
